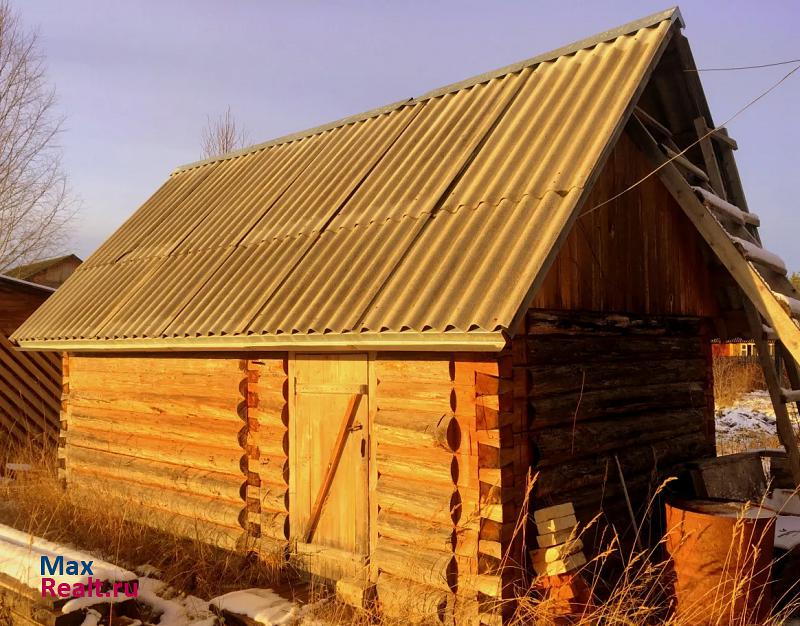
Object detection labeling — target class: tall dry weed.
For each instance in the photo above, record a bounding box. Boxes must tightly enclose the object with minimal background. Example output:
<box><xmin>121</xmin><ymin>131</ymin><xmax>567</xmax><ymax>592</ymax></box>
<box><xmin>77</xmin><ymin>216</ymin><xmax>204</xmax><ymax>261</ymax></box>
<box><xmin>2</xmin><ymin>451</ymin><xmax>799</xmax><ymax>625</ymax></box>
<box><xmin>0</xmin><ymin>444</ymin><xmax>287</xmax><ymax>600</ymax></box>
<box><xmin>713</xmin><ymin>357</ymin><xmax>766</xmax><ymax>408</ymax></box>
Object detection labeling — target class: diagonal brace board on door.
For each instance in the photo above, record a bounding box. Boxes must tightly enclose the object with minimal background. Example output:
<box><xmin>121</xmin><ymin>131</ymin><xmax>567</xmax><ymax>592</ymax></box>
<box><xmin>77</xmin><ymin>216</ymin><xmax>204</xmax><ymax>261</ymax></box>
<box><xmin>304</xmin><ymin>393</ymin><xmax>363</xmax><ymax>543</ymax></box>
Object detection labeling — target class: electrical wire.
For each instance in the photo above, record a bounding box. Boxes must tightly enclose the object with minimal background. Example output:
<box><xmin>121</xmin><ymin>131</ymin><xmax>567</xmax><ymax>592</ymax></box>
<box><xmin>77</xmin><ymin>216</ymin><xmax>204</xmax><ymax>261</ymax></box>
<box><xmin>688</xmin><ymin>59</ymin><xmax>800</xmax><ymax>72</ymax></box>
<box><xmin>579</xmin><ymin>61</ymin><xmax>800</xmax><ymax>219</ymax></box>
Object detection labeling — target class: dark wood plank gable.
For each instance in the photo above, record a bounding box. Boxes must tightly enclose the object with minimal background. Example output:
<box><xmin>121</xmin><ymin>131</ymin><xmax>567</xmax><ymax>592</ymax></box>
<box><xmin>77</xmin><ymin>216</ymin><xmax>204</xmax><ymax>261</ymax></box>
<box><xmin>531</xmin><ymin>131</ymin><xmax>720</xmax><ymax>318</ymax></box>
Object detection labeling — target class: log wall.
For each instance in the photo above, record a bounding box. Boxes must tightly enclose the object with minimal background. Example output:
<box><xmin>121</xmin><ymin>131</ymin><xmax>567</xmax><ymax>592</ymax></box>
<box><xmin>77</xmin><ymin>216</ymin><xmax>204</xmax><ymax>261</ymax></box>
<box><xmin>372</xmin><ymin>354</ymin><xmax>513</xmax><ymax>625</ymax></box>
<box><xmin>245</xmin><ymin>356</ymin><xmax>290</xmax><ymax>553</ymax></box>
<box><xmin>60</xmin><ymin>333</ymin><xmax>711</xmax><ymax>624</ymax></box>
<box><xmin>60</xmin><ymin>351</ymin><xmax>493</xmax><ymax>622</ymax></box>
<box><xmin>63</xmin><ymin>354</ymin><xmax>253</xmax><ymax>550</ymax></box>
<box><xmin>516</xmin><ymin>310</ymin><xmax>715</xmax><ymax>546</ymax></box>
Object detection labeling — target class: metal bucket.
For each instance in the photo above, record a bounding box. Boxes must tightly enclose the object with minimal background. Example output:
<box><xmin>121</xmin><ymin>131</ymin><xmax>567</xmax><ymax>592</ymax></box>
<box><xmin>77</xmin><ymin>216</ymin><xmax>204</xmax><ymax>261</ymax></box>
<box><xmin>665</xmin><ymin>499</ymin><xmax>775</xmax><ymax>625</ymax></box>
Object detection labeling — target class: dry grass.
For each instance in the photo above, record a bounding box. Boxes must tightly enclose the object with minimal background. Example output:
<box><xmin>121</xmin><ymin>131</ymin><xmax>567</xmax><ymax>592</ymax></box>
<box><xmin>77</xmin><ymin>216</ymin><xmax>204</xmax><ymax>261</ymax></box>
<box><xmin>507</xmin><ymin>480</ymin><xmax>800</xmax><ymax>626</ymax></box>
<box><xmin>717</xmin><ymin>429</ymin><xmax>782</xmax><ymax>457</ymax></box>
<box><xmin>713</xmin><ymin>357</ymin><xmax>766</xmax><ymax>409</ymax></box>
<box><xmin>0</xmin><ymin>447</ymin><xmax>289</xmax><ymax>601</ymax></box>
<box><xmin>2</xmin><ymin>453</ymin><xmax>799</xmax><ymax>625</ymax></box>
<box><xmin>0</xmin><ymin>594</ymin><xmax>11</xmax><ymax>626</ymax></box>
<box><xmin>712</xmin><ymin>356</ymin><xmax>799</xmax><ymax>456</ymax></box>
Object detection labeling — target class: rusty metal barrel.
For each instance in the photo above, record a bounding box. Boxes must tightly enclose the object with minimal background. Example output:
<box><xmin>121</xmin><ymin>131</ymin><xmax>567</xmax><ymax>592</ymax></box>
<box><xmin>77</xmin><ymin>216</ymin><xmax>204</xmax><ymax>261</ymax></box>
<box><xmin>665</xmin><ymin>499</ymin><xmax>775</xmax><ymax>625</ymax></box>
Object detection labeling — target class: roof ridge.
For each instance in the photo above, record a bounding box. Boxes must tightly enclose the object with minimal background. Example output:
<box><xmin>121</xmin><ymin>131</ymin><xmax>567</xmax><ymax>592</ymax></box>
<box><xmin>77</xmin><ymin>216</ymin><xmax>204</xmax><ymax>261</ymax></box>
<box><xmin>171</xmin><ymin>7</ymin><xmax>681</xmax><ymax>175</ymax></box>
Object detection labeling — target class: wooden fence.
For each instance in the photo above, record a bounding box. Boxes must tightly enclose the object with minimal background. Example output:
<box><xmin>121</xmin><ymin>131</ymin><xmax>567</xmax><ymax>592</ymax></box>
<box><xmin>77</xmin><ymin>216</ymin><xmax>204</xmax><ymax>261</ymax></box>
<box><xmin>0</xmin><ymin>331</ymin><xmax>61</xmax><ymax>455</ymax></box>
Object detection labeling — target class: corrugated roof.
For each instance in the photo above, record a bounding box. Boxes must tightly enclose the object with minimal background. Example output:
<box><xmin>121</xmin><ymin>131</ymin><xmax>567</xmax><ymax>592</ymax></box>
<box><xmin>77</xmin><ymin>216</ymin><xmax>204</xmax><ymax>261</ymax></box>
<box><xmin>12</xmin><ymin>9</ymin><xmax>679</xmax><ymax>351</ymax></box>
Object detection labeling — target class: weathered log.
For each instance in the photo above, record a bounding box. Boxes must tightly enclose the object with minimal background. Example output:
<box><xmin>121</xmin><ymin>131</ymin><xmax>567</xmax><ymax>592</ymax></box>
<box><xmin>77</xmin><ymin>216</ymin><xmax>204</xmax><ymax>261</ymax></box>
<box><xmin>68</xmin><ymin>409</ymin><xmax>242</xmax><ymax>443</ymax></box>
<box><xmin>373</xmin><ymin>537</ymin><xmax>456</xmax><ymax>592</ymax></box>
<box><xmin>375</xmin><ymin>358</ymin><xmax>452</xmax><ymax>383</ymax></box>
<box><xmin>248</xmin><ymin>402</ymin><xmax>287</xmax><ymax>429</ymax></box>
<box><xmin>253</xmin><ymin>429</ymin><xmax>289</xmax><ymax>459</ymax></box>
<box><xmin>526</xmin><ymin>334</ymin><xmax>701</xmax><ymax>365</ymax></box>
<box><xmin>376</xmin><ymin>572</ymin><xmax>449</xmax><ymax>624</ymax></box>
<box><xmin>377</xmin><ymin>509</ymin><xmax>456</xmax><ymax>552</ymax></box>
<box><xmin>261</xmin><ymin>510</ymin><xmax>289</xmax><ymax>541</ymax></box>
<box><xmin>377</xmin><ymin>380</ymin><xmax>453</xmax><ymax>413</ymax></box>
<box><xmin>526</xmin><ymin>311</ymin><xmax>702</xmax><ymax>336</ymax></box>
<box><xmin>532</xmin><ymin>408</ymin><xmax>706</xmax><ymax>465</ymax></box>
<box><xmin>527</xmin><ymin>358</ymin><xmax>706</xmax><ymax>398</ymax></box>
<box><xmin>474</xmin><ymin>372</ymin><xmax>512</xmax><ymax>397</ymax></box>
<box><xmin>377</xmin><ymin>474</ymin><xmax>457</xmax><ymax>525</ymax></box>
<box><xmin>248</xmin><ymin>356</ymin><xmax>287</xmax><ymax>378</ymax></box>
<box><xmin>70</xmin><ymin>354</ymin><xmax>239</xmax><ymax>375</ymax></box>
<box><xmin>534</xmin><ymin>431</ymin><xmax>710</xmax><ymax>498</ymax></box>
<box><xmin>67</xmin><ymin>468</ymin><xmax>244</xmax><ymax>529</ymax></box>
<box><xmin>253</xmin><ymin>482</ymin><xmax>289</xmax><ymax>513</ymax></box>
<box><xmin>247</xmin><ymin>384</ymin><xmax>287</xmax><ymax>412</ymax></box>
<box><xmin>376</xmin><ymin>443</ymin><xmax>456</xmax><ymax>484</ymax></box>
<box><xmin>65</xmin><ymin>429</ymin><xmax>244</xmax><ymax>474</ymax></box>
<box><xmin>530</xmin><ymin>381</ymin><xmax>706</xmax><ymax>428</ymax></box>
<box><xmin>68</xmin><ymin>391</ymin><xmax>240</xmax><ymax>422</ymax></box>
<box><xmin>254</xmin><ymin>454</ymin><xmax>289</xmax><ymax>487</ymax></box>
<box><xmin>66</xmin><ymin>445</ymin><xmax>244</xmax><ymax>501</ymax></box>
<box><xmin>374</xmin><ymin>410</ymin><xmax>459</xmax><ymax>452</ymax></box>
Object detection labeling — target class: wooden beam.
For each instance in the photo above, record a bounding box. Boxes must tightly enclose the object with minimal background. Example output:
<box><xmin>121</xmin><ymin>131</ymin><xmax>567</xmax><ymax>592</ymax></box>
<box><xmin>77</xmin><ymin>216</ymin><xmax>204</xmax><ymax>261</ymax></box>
<box><xmin>692</xmin><ymin>187</ymin><xmax>760</xmax><ymax>227</ymax></box>
<box><xmin>694</xmin><ymin>117</ymin><xmax>726</xmax><ymax>200</ymax></box>
<box><xmin>634</xmin><ymin>106</ymin><xmax>672</xmax><ymax>138</ymax></box>
<box><xmin>304</xmin><ymin>393</ymin><xmax>362</xmax><ymax>543</ymax></box>
<box><xmin>744</xmin><ymin>303</ymin><xmax>800</xmax><ymax>485</ymax></box>
<box><xmin>729</xmin><ymin>236</ymin><xmax>788</xmax><ymax>276</ymax></box>
<box><xmin>710</xmin><ymin>128</ymin><xmax>738</xmax><ymax>151</ymax></box>
<box><xmin>627</xmin><ymin>115</ymin><xmax>800</xmax><ymax>367</ymax></box>
<box><xmin>775</xmin><ymin>292</ymin><xmax>800</xmax><ymax>318</ymax></box>
<box><xmin>716</xmin><ymin>128</ymin><xmax>752</xmax><ymax>216</ymax></box>
<box><xmin>780</xmin><ymin>389</ymin><xmax>800</xmax><ymax>404</ymax></box>
<box><xmin>662</xmin><ymin>145</ymin><xmax>709</xmax><ymax>182</ymax></box>
<box><xmin>779</xmin><ymin>342</ymin><xmax>800</xmax><ymax>416</ymax></box>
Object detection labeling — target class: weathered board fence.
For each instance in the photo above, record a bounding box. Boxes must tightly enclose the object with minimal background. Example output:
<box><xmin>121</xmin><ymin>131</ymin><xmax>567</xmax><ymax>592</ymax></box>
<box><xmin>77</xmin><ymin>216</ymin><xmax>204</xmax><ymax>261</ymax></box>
<box><xmin>0</xmin><ymin>331</ymin><xmax>61</xmax><ymax>454</ymax></box>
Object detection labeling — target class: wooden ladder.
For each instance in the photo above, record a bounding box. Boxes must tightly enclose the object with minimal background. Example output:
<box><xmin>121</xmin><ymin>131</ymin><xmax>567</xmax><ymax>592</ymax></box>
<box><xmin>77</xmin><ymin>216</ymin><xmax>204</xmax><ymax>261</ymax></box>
<box><xmin>631</xmin><ymin>110</ymin><xmax>800</xmax><ymax>484</ymax></box>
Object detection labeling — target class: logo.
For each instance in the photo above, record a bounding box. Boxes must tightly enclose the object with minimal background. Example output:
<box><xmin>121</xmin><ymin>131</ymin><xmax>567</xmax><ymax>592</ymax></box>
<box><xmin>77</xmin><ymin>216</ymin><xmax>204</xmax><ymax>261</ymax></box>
<box><xmin>40</xmin><ymin>556</ymin><xmax>138</xmax><ymax>599</ymax></box>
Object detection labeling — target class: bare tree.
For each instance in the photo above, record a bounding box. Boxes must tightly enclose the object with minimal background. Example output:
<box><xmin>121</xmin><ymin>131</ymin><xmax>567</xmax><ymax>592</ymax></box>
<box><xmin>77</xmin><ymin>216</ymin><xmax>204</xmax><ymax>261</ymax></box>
<box><xmin>0</xmin><ymin>1</ymin><xmax>73</xmax><ymax>273</ymax></box>
<box><xmin>201</xmin><ymin>107</ymin><xmax>248</xmax><ymax>159</ymax></box>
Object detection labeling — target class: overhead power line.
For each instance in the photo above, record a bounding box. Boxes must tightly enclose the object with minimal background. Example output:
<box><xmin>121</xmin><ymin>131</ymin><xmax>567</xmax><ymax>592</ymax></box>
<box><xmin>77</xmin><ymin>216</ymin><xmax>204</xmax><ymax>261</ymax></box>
<box><xmin>689</xmin><ymin>58</ymin><xmax>800</xmax><ymax>72</ymax></box>
<box><xmin>579</xmin><ymin>62</ymin><xmax>800</xmax><ymax>218</ymax></box>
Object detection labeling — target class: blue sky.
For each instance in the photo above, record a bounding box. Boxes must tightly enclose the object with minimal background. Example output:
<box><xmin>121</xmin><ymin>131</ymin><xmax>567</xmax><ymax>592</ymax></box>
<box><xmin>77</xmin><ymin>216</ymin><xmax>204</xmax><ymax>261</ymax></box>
<box><xmin>21</xmin><ymin>1</ymin><xmax>800</xmax><ymax>270</ymax></box>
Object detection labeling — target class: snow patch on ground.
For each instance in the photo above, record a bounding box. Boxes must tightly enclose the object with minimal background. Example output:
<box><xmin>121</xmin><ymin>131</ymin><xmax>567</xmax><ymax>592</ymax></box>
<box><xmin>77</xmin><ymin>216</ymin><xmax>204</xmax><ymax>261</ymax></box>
<box><xmin>0</xmin><ymin>522</ymin><xmax>135</xmax><ymax>589</ymax></box>
<box><xmin>137</xmin><ymin>577</ymin><xmax>216</xmax><ymax>626</ymax></box>
<box><xmin>210</xmin><ymin>589</ymin><xmax>301</xmax><ymax>625</ymax></box>
<box><xmin>716</xmin><ymin>391</ymin><xmax>779</xmax><ymax>436</ymax></box>
<box><xmin>80</xmin><ymin>609</ymin><xmax>102</xmax><ymax>626</ymax></box>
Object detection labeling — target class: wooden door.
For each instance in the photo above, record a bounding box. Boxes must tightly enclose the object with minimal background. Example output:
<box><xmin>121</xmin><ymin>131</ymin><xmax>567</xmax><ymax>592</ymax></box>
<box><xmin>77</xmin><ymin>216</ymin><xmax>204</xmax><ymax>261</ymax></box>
<box><xmin>290</xmin><ymin>354</ymin><xmax>370</xmax><ymax>580</ymax></box>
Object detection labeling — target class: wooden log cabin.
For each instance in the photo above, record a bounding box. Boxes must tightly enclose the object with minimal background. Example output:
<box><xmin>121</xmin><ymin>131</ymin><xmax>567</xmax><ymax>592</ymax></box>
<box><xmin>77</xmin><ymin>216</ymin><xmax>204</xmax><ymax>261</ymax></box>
<box><xmin>0</xmin><ymin>275</ymin><xmax>61</xmax><ymax>456</ymax></box>
<box><xmin>11</xmin><ymin>8</ymin><xmax>800</xmax><ymax>623</ymax></box>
